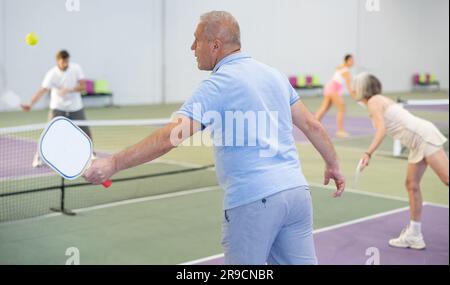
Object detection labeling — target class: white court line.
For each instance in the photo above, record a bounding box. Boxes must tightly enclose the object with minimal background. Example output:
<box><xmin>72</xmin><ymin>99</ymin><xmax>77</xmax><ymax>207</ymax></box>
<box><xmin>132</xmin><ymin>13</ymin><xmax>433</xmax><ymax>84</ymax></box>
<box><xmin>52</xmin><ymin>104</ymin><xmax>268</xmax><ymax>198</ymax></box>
<box><xmin>312</xmin><ymin>206</ymin><xmax>411</xmax><ymax>234</ymax></box>
<box><xmin>0</xmin><ymin>185</ymin><xmax>221</xmax><ymax>226</ymax></box>
<box><xmin>179</xmin><ymin>253</ymin><xmax>225</xmax><ymax>265</ymax></box>
<box><xmin>423</xmin><ymin>202</ymin><xmax>449</xmax><ymax>209</ymax></box>
<box><xmin>403</xmin><ymin>99</ymin><xmax>449</xmax><ymax>106</ymax></box>
<box><xmin>0</xmin><ymin>212</ymin><xmax>63</xmax><ymax>227</ymax></box>
<box><xmin>312</xmin><ymin>184</ymin><xmax>448</xmax><ymax>208</ymax></box>
<box><xmin>72</xmin><ymin>185</ymin><xmax>220</xmax><ymax>214</ymax></box>
<box><xmin>308</xmin><ymin>182</ymin><xmax>410</xmax><ymax>203</ymax></box>
<box><xmin>309</xmin><ymin>183</ymin><xmax>448</xmax><ymax>208</ymax></box>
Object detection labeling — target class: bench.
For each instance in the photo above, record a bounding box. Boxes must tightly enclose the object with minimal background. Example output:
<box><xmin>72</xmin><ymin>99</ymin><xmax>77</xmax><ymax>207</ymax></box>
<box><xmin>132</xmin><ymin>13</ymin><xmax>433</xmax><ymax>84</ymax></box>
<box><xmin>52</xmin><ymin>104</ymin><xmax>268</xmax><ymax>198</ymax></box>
<box><xmin>289</xmin><ymin>75</ymin><xmax>324</xmax><ymax>97</ymax></box>
<box><xmin>412</xmin><ymin>73</ymin><xmax>440</xmax><ymax>92</ymax></box>
<box><xmin>82</xmin><ymin>79</ymin><xmax>113</xmax><ymax>107</ymax></box>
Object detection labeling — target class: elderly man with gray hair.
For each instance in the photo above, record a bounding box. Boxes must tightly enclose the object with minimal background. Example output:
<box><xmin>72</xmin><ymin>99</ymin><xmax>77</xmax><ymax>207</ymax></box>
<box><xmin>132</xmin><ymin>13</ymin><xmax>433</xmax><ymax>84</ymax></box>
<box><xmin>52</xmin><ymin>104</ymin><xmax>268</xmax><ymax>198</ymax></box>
<box><xmin>83</xmin><ymin>11</ymin><xmax>345</xmax><ymax>265</ymax></box>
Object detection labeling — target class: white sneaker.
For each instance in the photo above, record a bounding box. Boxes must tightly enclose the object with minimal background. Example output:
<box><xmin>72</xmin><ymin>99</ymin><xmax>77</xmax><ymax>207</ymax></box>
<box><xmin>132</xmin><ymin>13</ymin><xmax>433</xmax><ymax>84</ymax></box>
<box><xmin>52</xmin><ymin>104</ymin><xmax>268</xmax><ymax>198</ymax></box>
<box><xmin>32</xmin><ymin>153</ymin><xmax>44</xmax><ymax>168</ymax></box>
<box><xmin>388</xmin><ymin>227</ymin><xmax>426</xmax><ymax>250</ymax></box>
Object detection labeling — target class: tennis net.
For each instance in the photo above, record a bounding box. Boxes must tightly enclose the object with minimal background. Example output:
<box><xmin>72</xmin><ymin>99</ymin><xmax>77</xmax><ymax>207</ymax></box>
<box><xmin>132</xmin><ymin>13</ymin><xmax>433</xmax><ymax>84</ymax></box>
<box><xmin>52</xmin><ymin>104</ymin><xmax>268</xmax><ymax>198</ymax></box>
<box><xmin>393</xmin><ymin>98</ymin><xmax>449</xmax><ymax>156</ymax></box>
<box><xmin>0</xmin><ymin>119</ymin><xmax>217</xmax><ymax>222</ymax></box>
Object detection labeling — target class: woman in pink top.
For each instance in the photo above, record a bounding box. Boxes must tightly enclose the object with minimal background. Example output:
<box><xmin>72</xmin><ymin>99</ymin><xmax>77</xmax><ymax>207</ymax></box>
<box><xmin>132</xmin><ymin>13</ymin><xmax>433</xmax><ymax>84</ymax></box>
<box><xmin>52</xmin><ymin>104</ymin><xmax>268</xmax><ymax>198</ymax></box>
<box><xmin>315</xmin><ymin>54</ymin><xmax>355</xmax><ymax>138</ymax></box>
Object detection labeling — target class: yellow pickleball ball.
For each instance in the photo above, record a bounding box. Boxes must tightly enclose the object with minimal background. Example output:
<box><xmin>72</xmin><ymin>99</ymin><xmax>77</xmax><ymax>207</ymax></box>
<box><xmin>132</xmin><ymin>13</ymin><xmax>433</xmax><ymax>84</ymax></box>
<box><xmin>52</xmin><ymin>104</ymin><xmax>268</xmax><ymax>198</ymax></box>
<box><xmin>25</xmin><ymin>33</ymin><xmax>38</xmax><ymax>46</ymax></box>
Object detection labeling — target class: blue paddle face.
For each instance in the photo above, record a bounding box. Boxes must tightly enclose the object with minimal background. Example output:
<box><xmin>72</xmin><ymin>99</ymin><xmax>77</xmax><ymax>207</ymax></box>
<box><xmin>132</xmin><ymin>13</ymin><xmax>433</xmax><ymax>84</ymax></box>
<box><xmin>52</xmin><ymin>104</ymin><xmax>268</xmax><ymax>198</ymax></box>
<box><xmin>39</xmin><ymin>117</ymin><xmax>93</xmax><ymax>180</ymax></box>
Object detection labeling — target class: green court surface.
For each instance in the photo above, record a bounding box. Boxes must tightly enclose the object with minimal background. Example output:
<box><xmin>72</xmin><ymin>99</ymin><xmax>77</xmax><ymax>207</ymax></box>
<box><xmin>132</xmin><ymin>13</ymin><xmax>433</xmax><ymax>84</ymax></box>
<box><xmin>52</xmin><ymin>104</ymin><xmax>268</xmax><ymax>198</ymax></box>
<box><xmin>0</xmin><ymin>186</ymin><xmax>408</xmax><ymax>265</ymax></box>
<box><xmin>0</xmin><ymin>92</ymin><xmax>448</xmax><ymax>264</ymax></box>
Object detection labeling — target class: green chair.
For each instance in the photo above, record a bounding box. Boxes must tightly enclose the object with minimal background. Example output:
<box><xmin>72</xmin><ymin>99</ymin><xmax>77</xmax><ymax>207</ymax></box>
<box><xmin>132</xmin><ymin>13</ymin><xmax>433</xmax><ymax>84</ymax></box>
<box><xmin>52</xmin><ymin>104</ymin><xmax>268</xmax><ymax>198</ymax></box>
<box><xmin>312</xmin><ymin>74</ymin><xmax>321</xmax><ymax>87</ymax></box>
<box><xmin>430</xmin><ymin>73</ymin><xmax>437</xmax><ymax>83</ymax></box>
<box><xmin>94</xmin><ymin>80</ymin><xmax>111</xmax><ymax>94</ymax></box>
<box><xmin>297</xmin><ymin>75</ymin><xmax>306</xmax><ymax>87</ymax></box>
<box><xmin>418</xmin><ymin>73</ymin><xmax>427</xmax><ymax>84</ymax></box>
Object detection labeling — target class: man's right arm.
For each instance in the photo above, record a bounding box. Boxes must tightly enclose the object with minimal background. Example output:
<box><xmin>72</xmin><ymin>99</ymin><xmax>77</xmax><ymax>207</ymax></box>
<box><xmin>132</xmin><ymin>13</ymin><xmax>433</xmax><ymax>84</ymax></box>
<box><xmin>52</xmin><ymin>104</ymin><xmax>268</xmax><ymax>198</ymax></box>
<box><xmin>114</xmin><ymin>115</ymin><xmax>201</xmax><ymax>172</ymax></box>
<box><xmin>83</xmin><ymin>115</ymin><xmax>202</xmax><ymax>185</ymax></box>
<box><xmin>21</xmin><ymin>87</ymin><xmax>49</xmax><ymax>112</ymax></box>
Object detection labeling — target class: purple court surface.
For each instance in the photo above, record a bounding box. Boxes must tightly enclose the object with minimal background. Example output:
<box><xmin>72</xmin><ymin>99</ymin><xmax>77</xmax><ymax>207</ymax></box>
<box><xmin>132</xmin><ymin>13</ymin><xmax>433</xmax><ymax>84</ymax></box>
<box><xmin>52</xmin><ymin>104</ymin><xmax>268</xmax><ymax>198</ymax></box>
<box><xmin>293</xmin><ymin>115</ymin><xmax>447</xmax><ymax>143</ymax></box>
<box><xmin>293</xmin><ymin>115</ymin><xmax>374</xmax><ymax>142</ymax></box>
<box><xmin>0</xmin><ymin>136</ymin><xmax>52</xmax><ymax>179</ymax></box>
<box><xmin>191</xmin><ymin>205</ymin><xmax>449</xmax><ymax>265</ymax></box>
<box><xmin>0</xmin><ymin>136</ymin><xmax>109</xmax><ymax>180</ymax></box>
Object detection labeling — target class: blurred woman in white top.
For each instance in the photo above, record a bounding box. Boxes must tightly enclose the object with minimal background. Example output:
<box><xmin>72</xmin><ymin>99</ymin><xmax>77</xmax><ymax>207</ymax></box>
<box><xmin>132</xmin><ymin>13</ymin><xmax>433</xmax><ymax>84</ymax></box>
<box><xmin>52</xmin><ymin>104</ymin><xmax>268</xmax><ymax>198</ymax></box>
<box><xmin>354</xmin><ymin>72</ymin><xmax>448</xmax><ymax>250</ymax></box>
<box><xmin>315</xmin><ymin>54</ymin><xmax>355</xmax><ymax>138</ymax></box>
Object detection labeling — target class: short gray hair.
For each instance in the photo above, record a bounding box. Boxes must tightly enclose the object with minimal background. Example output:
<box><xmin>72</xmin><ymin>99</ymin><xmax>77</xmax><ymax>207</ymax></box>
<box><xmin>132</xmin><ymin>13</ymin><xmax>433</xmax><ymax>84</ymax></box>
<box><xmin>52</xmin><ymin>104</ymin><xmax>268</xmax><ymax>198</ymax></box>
<box><xmin>200</xmin><ymin>11</ymin><xmax>241</xmax><ymax>47</ymax></box>
<box><xmin>354</xmin><ymin>73</ymin><xmax>383</xmax><ymax>100</ymax></box>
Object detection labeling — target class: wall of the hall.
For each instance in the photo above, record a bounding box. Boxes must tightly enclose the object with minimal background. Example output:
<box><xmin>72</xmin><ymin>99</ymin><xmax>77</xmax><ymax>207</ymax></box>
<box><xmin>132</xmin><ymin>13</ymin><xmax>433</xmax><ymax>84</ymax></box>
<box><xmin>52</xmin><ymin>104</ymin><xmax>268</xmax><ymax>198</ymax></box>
<box><xmin>356</xmin><ymin>0</ymin><xmax>449</xmax><ymax>94</ymax></box>
<box><xmin>0</xmin><ymin>0</ymin><xmax>448</xmax><ymax>109</ymax></box>
<box><xmin>164</xmin><ymin>0</ymin><xmax>359</xmax><ymax>102</ymax></box>
<box><xmin>164</xmin><ymin>0</ymin><xmax>449</xmax><ymax>102</ymax></box>
<box><xmin>0</xmin><ymin>0</ymin><xmax>6</xmax><ymax>94</ymax></box>
<box><xmin>1</xmin><ymin>0</ymin><xmax>163</xmax><ymax>109</ymax></box>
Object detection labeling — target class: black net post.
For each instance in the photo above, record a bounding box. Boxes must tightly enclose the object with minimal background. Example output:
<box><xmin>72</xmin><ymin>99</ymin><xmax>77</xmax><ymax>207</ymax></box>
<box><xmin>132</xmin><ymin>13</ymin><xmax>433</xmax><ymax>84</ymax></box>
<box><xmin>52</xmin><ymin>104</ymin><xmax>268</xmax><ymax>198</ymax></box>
<box><xmin>50</xmin><ymin>177</ymin><xmax>75</xmax><ymax>216</ymax></box>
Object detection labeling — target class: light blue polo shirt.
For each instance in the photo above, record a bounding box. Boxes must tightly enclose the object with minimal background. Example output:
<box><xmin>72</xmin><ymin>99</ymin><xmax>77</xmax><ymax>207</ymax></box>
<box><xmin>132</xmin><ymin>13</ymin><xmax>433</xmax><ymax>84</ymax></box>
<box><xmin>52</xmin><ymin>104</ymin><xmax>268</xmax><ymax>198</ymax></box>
<box><xmin>177</xmin><ymin>53</ymin><xmax>308</xmax><ymax>209</ymax></box>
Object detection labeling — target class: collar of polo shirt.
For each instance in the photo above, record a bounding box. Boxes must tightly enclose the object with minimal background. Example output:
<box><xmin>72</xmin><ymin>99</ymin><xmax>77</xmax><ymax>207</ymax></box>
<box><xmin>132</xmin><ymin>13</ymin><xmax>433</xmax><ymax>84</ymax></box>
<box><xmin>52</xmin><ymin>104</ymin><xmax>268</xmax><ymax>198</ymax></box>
<box><xmin>212</xmin><ymin>52</ymin><xmax>251</xmax><ymax>73</ymax></box>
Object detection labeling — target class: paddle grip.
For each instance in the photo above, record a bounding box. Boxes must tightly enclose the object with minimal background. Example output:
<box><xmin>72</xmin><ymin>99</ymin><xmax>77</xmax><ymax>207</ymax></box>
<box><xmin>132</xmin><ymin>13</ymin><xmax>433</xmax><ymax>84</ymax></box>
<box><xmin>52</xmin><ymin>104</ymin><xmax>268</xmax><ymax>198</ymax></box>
<box><xmin>102</xmin><ymin>180</ymin><xmax>112</xmax><ymax>188</ymax></box>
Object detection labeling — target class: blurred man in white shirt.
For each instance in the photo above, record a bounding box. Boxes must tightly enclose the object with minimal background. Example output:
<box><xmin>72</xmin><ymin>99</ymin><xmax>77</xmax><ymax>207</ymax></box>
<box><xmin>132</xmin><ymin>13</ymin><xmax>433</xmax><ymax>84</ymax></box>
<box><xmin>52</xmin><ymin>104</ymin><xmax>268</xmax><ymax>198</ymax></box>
<box><xmin>21</xmin><ymin>50</ymin><xmax>92</xmax><ymax>167</ymax></box>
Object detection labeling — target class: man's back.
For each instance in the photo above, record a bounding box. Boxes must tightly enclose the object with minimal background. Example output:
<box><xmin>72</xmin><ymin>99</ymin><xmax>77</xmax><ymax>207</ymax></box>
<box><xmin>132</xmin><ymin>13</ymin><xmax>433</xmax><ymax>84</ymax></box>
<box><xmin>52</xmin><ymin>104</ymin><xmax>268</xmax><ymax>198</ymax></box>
<box><xmin>178</xmin><ymin>53</ymin><xmax>308</xmax><ymax>209</ymax></box>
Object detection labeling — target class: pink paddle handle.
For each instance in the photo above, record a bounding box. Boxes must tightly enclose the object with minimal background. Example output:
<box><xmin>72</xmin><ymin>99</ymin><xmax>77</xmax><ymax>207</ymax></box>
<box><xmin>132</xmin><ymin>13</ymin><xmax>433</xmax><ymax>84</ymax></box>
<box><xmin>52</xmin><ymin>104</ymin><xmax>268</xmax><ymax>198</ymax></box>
<box><xmin>102</xmin><ymin>180</ymin><xmax>112</xmax><ymax>188</ymax></box>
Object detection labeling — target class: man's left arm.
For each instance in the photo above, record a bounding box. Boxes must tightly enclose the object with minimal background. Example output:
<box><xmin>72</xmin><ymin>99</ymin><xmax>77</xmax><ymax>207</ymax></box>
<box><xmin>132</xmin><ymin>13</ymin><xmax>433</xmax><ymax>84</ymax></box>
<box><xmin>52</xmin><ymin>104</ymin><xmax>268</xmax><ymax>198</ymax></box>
<box><xmin>291</xmin><ymin>100</ymin><xmax>345</xmax><ymax>197</ymax></box>
<box><xmin>59</xmin><ymin>64</ymin><xmax>86</xmax><ymax>96</ymax></box>
<box><xmin>58</xmin><ymin>80</ymin><xmax>85</xmax><ymax>97</ymax></box>
<box><xmin>72</xmin><ymin>80</ymin><xmax>86</xmax><ymax>93</ymax></box>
